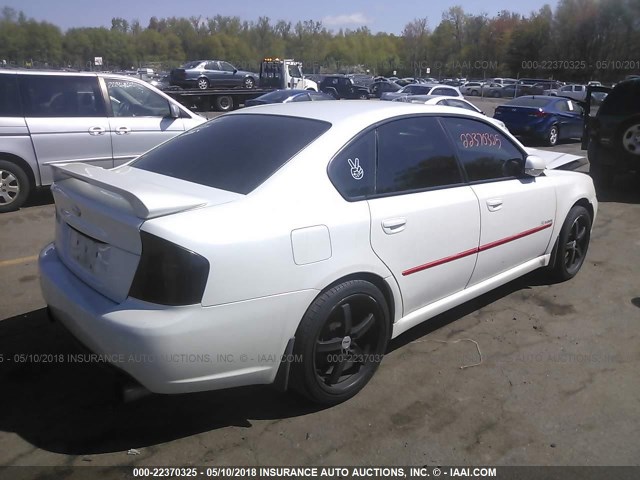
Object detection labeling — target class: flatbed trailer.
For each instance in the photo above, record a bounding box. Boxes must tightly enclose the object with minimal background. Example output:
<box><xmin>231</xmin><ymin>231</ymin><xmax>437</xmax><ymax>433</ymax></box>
<box><xmin>164</xmin><ymin>88</ymin><xmax>274</xmax><ymax>112</ymax></box>
<box><xmin>165</xmin><ymin>58</ymin><xmax>319</xmax><ymax>112</ymax></box>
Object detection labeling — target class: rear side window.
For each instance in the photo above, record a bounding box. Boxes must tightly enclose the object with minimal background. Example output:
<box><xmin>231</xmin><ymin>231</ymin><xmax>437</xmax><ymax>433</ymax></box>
<box><xmin>328</xmin><ymin>130</ymin><xmax>376</xmax><ymax>200</ymax></box>
<box><xmin>132</xmin><ymin>114</ymin><xmax>331</xmax><ymax>194</ymax></box>
<box><xmin>20</xmin><ymin>75</ymin><xmax>106</xmax><ymax>117</ymax></box>
<box><xmin>0</xmin><ymin>74</ymin><xmax>22</xmax><ymax>116</ymax></box>
<box><xmin>441</xmin><ymin>117</ymin><xmax>525</xmax><ymax>182</ymax></box>
<box><xmin>376</xmin><ymin>116</ymin><xmax>462</xmax><ymax>194</ymax></box>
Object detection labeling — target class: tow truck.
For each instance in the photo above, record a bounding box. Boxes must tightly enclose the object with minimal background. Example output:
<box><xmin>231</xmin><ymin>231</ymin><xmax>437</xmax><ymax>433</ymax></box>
<box><xmin>164</xmin><ymin>58</ymin><xmax>318</xmax><ymax>112</ymax></box>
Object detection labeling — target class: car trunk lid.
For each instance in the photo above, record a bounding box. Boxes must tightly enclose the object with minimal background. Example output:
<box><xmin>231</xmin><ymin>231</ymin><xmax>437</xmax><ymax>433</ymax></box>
<box><xmin>51</xmin><ymin>163</ymin><xmax>242</xmax><ymax>303</ymax></box>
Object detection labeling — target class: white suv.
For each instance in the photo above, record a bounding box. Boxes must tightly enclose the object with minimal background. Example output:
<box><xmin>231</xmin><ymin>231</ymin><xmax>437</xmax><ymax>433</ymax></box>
<box><xmin>0</xmin><ymin>70</ymin><xmax>205</xmax><ymax>212</ymax></box>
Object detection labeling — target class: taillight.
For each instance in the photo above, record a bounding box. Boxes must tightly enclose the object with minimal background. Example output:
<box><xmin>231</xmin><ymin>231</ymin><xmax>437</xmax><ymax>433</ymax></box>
<box><xmin>129</xmin><ymin>232</ymin><xmax>210</xmax><ymax>306</ymax></box>
<box><xmin>530</xmin><ymin>109</ymin><xmax>547</xmax><ymax>118</ymax></box>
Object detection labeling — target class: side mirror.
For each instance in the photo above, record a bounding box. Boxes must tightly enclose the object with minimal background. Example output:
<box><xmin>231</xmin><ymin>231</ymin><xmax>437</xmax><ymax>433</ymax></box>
<box><xmin>233</xmin><ymin>68</ymin><xmax>238</xmax><ymax>74</ymax></box>
<box><xmin>524</xmin><ymin>155</ymin><xmax>545</xmax><ymax>177</ymax></box>
<box><xmin>169</xmin><ymin>103</ymin><xmax>180</xmax><ymax>119</ymax></box>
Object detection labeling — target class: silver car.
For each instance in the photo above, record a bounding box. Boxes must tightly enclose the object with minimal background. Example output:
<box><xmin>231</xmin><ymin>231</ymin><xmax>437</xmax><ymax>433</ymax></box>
<box><xmin>0</xmin><ymin>70</ymin><xmax>205</xmax><ymax>212</ymax></box>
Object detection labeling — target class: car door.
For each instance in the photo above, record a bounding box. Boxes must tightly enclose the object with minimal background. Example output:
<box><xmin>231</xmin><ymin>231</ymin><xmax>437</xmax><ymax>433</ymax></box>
<box><xmin>203</xmin><ymin>61</ymin><xmax>222</xmax><ymax>86</ymax></box>
<box><xmin>440</xmin><ymin>116</ymin><xmax>556</xmax><ymax>286</ymax></box>
<box><xmin>553</xmin><ymin>99</ymin><xmax>581</xmax><ymax>139</ymax></box>
<box><xmin>367</xmin><ymin>116</ymin><xmax>481</xmax><ymax>316</ymax></box>
<box><xmin>20</xmin><ymin>74</ymin><xmax>112</xmax><ymax>186</ymax></box>
<box><xmin>103</xmin><ymin>77</ymin><xmax>185</xmax><ymax>166</ymax></box>
<box><xmin>219</xmin><ymin>61</ymin><xmax>240</xmax><ymax>87</ymax></box>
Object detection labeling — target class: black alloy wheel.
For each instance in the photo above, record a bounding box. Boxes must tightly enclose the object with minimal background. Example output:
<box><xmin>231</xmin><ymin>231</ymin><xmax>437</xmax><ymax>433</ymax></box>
<box><xmin>291</xmin><ymin>280</ymin><xmax>390</xmax><ymax>404</ymax></box>
<box><xmin>548</xmin><ymin>205</ymin><xmax>592</xmax><ymax>281</ymax></box>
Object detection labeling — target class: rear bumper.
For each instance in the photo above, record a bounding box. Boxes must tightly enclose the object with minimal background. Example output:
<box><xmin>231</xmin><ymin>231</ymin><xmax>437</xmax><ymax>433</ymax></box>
<box><xmin>39</xmin><ymin>243</ymin><xmax>317</xmax><ymax>394</ymax></box>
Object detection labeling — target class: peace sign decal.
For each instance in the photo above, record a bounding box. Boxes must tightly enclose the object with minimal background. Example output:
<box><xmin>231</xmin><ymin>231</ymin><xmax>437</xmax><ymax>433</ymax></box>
<box><xmin>348</xmin><ymin>158</ymin><xmax>364</xmax><ymax>180</ymax></box>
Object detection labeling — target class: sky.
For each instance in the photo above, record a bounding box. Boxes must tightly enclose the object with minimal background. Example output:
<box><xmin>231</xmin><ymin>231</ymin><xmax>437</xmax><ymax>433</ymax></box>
<box><xmin>2</xmin><ymin>0</ymin><xmax>558</xmax><ymax>34</ymax></box>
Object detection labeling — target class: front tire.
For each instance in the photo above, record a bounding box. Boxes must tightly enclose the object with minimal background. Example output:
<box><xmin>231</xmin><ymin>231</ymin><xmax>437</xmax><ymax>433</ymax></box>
<box><xmin>0</xmin><ymin>161</ymin><xmax>30</xmax><ymax>213</ymax></box>
<box><xmin>547</xmin><ymin>125</ymin><xmax>559</xmax><ymax>146</ymax></box>
<box><xmin>291</xmin><ymin>280</ymin><xmax>390</xmax><ymax>405</ymax></box>
<box><xmin>548</xmin><ymin>205</ymin><xmax>592</xmax><ymax>282</ymax></box>
<box><xmin>243</xmin><ymin>77</ymin><xmax>255</xmax><ymax>89</ymax></box>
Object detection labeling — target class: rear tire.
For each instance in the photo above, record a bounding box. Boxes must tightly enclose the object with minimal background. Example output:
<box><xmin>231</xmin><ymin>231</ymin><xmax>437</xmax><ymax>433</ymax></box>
<box><xmin>197</xmin><ymin>77</ymin><xmax>209</xmax><ymax>90</ymax></box>
<box><xmin>290</xmin><ymin>280</ymin><xmax>390</xmax><ymax>405</ymax></box>
<box><xmin>0</xmin><ymin>160</ymin><xmax>30</xmax><ymax>213</ymax></box>
<box><xmin>547</xmin><ymin>205</ymin><xmax>592</xmax><ymax>282</ymax></box>
<box><xmin>214</xmin><ymin>95</ymin><xmax>234</xmax><ymax>112</ymax></box>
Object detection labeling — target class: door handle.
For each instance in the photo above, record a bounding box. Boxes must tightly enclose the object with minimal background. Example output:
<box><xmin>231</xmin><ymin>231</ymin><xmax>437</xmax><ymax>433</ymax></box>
<box><xmin>88</xmin><ymin>126</ymin><xmax>105</xmax><ymax>136</ymax></box>
<box><xmin>487</xmin><ymin>198</ymin><xmax>503</xmax><ymax>212</ymax></box>
<box><xmin>115</xmin><ymin>126</ymin><xmax>131</xmax><ymax>135</ymax></box>
<box><xmin>382</xmin><ymin>218</ymin><xmax>406</xmax><ymax>234</ymax></box>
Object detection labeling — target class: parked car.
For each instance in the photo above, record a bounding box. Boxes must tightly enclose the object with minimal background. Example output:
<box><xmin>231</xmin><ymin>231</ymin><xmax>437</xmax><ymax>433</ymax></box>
<box><xmin>554</xmin><ymin>84</ymin><xmax>588</xmax><ymax>102</ymax></box>
<box><xmin>459</xmin><ymin>81</ymin><xmax>485</xmax><ymax>96</ymax></box>
<box><xmin>381</xmin><ymin>84</ymin><xmax>462</xmax><ymax>101</ymax></box>
<box><xmin>244</xmin><ymin>89</ymin><xmax>334</xmax><ymax>106</ymax></box>
<box><xmin>530</xmin><ymin>81</ymin><xmax>564</xmax><ymax>95</ymax></box>
<box><xmin>39</xmin><ymin>102</ymin><xmax>596</xmax><ymax>405</ymax></box>
<box><xmin>485</xmin><ymin>84</ymin><xmax>519</xmax><ymax>98</ymax></box>
<box><xmin>494</xmin><ymin>96</ymin><xmax>585</xmax><ymax>146</ymax></box>
<box><xmin>170</xmin><ymin>60</ymin><xmax>259</xmax><ymax>90</ymax></box>
<box><xmin>318</xmin><ymin>75</ymin><xmax>370</xmax><ymax>99</ymax></box>
<box><xmin>486</xmin><ymin>77</ymin><xmax>517</xmax><ymax>86</ymax></box>
<box><xmin>369</xmin><ymin>80</ymin><xmax>402</xmax><ymax>98</ymax></box>
<box><xmin>393</xmin><ymin>94</ymin><xmax>506</xmax><ymax>128</ymax></box>
<box><xmin>585</xmin><ymin>78</ymin><xmax>640</xmax><ymax>188</ymax></box>
<box><xmin>0</xmin><ymin>70</ymin><xmax>205</xmax><ymax>213</ymax></box>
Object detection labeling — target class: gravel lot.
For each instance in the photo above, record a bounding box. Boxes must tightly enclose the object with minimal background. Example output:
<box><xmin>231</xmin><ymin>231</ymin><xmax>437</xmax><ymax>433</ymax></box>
<box><xmin>0</xmin><ymin>99</ymin><xmax>638</xmax><ymax>468</ymax></box>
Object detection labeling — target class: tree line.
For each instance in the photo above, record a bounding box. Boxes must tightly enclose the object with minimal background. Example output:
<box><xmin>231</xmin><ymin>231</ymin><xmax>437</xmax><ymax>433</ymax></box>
<box><xmin>0</xmin><ymin>0</ymin><xmax>639</xmax><ymax>81</ymax></box>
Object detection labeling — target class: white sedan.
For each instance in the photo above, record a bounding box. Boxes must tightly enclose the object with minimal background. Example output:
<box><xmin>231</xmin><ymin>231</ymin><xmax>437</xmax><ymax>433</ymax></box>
<box><xmin>39</xmin><ymin>102</ymin><xmax>597</xmax><ymax>405</ymax></box>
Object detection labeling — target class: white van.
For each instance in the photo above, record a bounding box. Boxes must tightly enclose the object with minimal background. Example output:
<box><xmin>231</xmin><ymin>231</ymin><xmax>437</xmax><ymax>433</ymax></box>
<box><xmin>0</xmin><ymin>70</ymin><xmax>206</xmax><ymax>212</ymax></box>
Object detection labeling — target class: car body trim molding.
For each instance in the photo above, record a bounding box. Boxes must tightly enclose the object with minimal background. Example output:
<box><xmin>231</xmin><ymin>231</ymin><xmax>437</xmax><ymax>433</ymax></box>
<box><xmin>402</xmin><ymin>222</ymin><xmax>553</xmax><ymax>276</ymax></box>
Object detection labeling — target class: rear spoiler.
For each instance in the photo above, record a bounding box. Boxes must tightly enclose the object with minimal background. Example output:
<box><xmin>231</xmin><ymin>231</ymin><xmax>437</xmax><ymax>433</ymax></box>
<box><xmin>52</xmin><ymin>163</ymin><xmax>208</xmax><ymax>219</ymax></box>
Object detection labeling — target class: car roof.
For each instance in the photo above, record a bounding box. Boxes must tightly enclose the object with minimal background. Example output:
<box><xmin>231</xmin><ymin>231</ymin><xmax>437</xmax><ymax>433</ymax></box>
<box><xmin>0</xmin><ymin>69</ymin><xmax>154</xmax><ymax>83</ymax></box>
<box><xmin>226</xmin><ymin>101</ymin><xmax>488</xmax><ymax>131</ymax></box>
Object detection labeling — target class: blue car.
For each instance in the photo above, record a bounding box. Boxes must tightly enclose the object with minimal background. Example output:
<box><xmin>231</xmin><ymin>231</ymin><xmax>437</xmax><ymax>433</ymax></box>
<box><xmin>494</xmin><ymin>96</ymin><xmax>584</xmax><ymax>146</ymax></box>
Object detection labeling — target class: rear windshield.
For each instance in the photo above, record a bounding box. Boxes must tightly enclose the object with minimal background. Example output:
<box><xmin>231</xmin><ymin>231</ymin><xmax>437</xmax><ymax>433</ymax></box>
<box><xmin>181</xmin><ymin>61</ymin><xmax>202</xmax><ymax>69</ymax></box>
<box><xmin>131</xmin><ymin>114</ymin><xmax>331</xmax><ymax>194</ymax></box>
<box><xmin>505</xmin><ymin>97</ymin><xmax>551</xmax><ymax>108</ymax></box>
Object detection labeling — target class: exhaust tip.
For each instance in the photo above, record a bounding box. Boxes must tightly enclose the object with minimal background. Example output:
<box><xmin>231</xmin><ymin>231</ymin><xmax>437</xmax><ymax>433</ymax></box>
<box><xmin>118</xmin><ymin>378</ymin><xmax>152</xmax><ymax>403</ymax></box>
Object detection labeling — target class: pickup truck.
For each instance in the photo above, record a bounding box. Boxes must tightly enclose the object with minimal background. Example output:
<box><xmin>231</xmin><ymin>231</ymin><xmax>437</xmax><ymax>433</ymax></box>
<box><xmin>318</xmin><ymin>76</ymin><xmax>370</xmax><ymax>100</ymax></box>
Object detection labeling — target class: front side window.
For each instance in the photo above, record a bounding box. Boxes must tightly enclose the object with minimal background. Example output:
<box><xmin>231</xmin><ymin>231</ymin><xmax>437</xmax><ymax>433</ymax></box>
<box><xmin>220</xmin><ymin>62</ymin><xmax>236</xmax><ymax>72</ymax></box>
<box><xmin>328</xmin><ymin>130</ymin><xmax>375</xmax><ymax>200</ymax></box>
<box><xmin>376</xmin><ymin>116</ymin><xmax>462</xmax><ymax>194</ymax></box>
<box><xmin>105</xmin><ymin>79</ymin><xmax>170</xmax><ymax>117</ymax></box>
<box><xmin>20</xmin><ymin>75</ymin><xmax>105</xmax><ymax>118</ymax></box>
<box><xmin>441</xmin><ymin>117</ymin><xmax>525</xmax><ymax>182</ymax></box>
<box><xmin>132</xmin><ymin>114</ymin><xmax>331</xmax><ymax>194</ymax></box>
